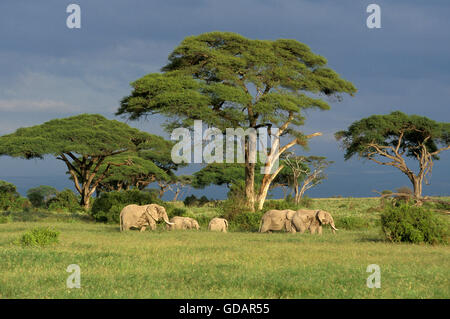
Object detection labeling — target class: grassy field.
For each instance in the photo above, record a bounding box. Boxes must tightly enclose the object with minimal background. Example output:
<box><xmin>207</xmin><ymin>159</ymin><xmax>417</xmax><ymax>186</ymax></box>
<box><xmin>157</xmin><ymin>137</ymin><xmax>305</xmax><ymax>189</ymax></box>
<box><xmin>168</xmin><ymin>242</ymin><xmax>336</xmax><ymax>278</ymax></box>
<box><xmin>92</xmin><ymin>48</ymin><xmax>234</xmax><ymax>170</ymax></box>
<box><xmin>0</xmin><ymin>197</ymin><xmax>449</xmax><ymax>299</ymax></box>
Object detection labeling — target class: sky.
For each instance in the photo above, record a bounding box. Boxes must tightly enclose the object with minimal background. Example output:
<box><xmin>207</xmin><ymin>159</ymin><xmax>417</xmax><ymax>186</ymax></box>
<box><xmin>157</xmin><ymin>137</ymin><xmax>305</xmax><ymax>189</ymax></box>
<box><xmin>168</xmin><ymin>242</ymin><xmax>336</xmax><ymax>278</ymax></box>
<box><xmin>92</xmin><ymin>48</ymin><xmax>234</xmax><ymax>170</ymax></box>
<box><xmin>0</xmin><ymin>0</ymin><xmax>449</xmax><ymax>199</ymax></box>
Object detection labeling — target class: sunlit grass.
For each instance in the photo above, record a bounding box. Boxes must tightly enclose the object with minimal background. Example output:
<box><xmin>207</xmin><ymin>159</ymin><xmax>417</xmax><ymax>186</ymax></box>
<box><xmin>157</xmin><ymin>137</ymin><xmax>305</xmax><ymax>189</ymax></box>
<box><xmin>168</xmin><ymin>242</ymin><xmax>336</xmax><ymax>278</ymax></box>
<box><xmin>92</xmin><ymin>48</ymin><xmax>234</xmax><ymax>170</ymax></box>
<box><xmin>1</xmin><ymin>218</ymin><xmax>448</xmax><ymax>298</ymax></box>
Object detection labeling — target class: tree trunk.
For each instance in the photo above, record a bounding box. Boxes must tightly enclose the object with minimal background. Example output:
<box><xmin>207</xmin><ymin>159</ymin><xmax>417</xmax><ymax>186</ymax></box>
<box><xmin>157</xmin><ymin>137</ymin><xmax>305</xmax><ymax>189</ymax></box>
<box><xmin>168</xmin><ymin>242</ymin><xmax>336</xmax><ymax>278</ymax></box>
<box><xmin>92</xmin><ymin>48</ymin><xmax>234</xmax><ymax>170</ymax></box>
<box><xmin>412</xmin><ymin>176</ymin><xmax>423</xmax><ymax>199</ymax></box>
<box><xmin>173</xmin><ymin>189</ymin><xmax>180</xmax><ymax>201</ymax></box>
<box><xmin>80</xmin><ymin>186</ymin><xmax>91</xmax><ymax>210</ymax></box>
<box><xmin>245</xmin><ymin>162</ymin><xmax>255</xmax><ymax>211</ymax></box>
<box><xmin>256</xmin><ymin>164</ymin><xmax>284</xmax><ymax>210</ymax></box>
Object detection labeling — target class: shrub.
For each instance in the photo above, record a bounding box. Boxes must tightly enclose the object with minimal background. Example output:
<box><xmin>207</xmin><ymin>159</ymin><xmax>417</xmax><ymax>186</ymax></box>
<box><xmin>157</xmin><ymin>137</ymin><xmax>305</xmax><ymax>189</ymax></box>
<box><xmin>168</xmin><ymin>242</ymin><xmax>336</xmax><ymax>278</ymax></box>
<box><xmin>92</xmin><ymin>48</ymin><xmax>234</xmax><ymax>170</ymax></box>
<box><xmin>335</xmin><ymin>216</ymin><xmax>370</xmax><ymax>230</ymax></box>
<box><xmin>263</xmin><ymin>199</ymin><xmax>292</xmax><ymax>211</ymax></box>
<box><xmin>0</xmin><ymin>215</ymin><xmax>12</xmax><ymax>224</ymax></box>
<box><xmin>0</xmin><ymin>180</ymin><xmax>30</xmax><ymax>211</ymax></box>
<box><xmin>183</xmin><ymin>195</ymin><xmax>199</xmax><ymax>207</ymax></box>
<box><xmin>18</xmin><ymin>227</ymin><xmax>60</xmax><ymax>247</ymax></box>
<box><xmin>27</xmin><ymin>185</ymin><xmax>58</xmax><ymax>208</ymax></box>
<box><xmin>298</xmin><ymin>195</ymin><xmax>313</xmax><ymax>208</ymax></box>
<box><xmin>169</xmin><ymin>207</ymin><xmax>188</xmax><ymax>219</ymax></box>
<box><xmin>47</xmin><ymin>189</ymin><xmax>80</xmax><ymax>212</ymax></box>
<box><xmin>227</xmin><ymin>210</ymin><xmax>264</xmax><ymax>232</ymax></box>
<box><xmin>90</xmin><ymin>189</ymin><xmax>163</xmax><ymax>223</ymax></box>
<box><xmin>183</xmin><ymin>195</ymin><xmax>210</xmax><ymax>207</ymax></box>
<box><xmin>381</xmin><ymin>204</ymin><xmax>448</xmax><ymax>244</ymax></box>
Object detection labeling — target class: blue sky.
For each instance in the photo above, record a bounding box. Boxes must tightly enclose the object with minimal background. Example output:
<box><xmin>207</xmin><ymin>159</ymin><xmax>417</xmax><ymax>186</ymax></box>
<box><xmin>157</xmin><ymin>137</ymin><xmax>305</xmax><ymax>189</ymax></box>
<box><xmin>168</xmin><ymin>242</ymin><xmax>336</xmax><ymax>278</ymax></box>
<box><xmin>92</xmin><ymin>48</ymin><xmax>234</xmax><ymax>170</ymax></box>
<box><xmin>0</xmin><ymin>0</ymin><xmax>449</xmax><ymax>199</ymax></box>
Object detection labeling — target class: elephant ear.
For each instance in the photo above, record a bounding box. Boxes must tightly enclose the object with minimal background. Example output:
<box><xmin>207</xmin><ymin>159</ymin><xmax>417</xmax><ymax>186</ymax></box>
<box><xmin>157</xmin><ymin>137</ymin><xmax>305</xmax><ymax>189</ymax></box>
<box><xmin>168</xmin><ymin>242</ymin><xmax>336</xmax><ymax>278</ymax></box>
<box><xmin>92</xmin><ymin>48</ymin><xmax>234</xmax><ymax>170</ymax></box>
<box><xmin>224</xmin><ymin>219</ymin><xmax>228</xmax><ymax>228</ymax></box>
<box><xmin>316</xmin><ymin>210</ymin><xmax>326</xmax><ymax>224</ymax></box>
<box><xmin>286</xmin><ymin>210</ymin><xmax>295</xmax><ymax>220</ymax></box>
<box><xmin>145</xmin><ymin>205</ymin><xmax>159</xmax><ymax>221</ymax></box>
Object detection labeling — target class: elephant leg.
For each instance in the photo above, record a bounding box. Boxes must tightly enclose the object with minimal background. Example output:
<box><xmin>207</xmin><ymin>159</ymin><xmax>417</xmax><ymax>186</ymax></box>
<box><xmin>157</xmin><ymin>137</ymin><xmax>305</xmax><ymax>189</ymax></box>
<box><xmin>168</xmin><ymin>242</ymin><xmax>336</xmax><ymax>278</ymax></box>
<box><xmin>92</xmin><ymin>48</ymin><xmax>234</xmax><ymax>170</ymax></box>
<box><xmin>149</xmin><ymin>220</ymin><xmax>156</xmax><ymax>230</ymax></box>
<box><xmin>318</xmin><ymin>226</ymin><xmax>323</xmax><ymax>235</ymax></box>
<box><xmin>260</xmin><ymin>223</ymin><xmax>269</xmax><ymax>233</ymax></box>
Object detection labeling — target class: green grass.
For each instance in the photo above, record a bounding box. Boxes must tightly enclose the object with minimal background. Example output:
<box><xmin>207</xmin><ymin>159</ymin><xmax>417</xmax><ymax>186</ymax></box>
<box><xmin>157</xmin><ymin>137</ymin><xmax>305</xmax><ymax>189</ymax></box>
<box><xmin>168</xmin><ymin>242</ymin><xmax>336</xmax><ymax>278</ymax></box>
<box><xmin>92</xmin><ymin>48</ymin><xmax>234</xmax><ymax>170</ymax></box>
<box><xmin>0</xmin><ymin>197</ymin><xmax>448</xmax><ymax>299</ymax></box>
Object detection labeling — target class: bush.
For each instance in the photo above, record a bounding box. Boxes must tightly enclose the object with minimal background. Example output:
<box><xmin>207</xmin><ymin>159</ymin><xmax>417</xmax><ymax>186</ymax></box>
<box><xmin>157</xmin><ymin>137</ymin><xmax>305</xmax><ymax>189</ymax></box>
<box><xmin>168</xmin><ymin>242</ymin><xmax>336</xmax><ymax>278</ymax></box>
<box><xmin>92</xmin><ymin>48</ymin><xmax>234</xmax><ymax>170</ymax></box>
<box><xmin>263</xmin><ymin>199</ymin><xmax>292</xmax><ymax>211</ymax></box>
<box><xmin>183</xmin><ymin>195</ymin><xmax>210</xmax><ymax>207</ymax></box>
<box><xmin>0</xmin><ymin>215</ymin><xmax>12</xmax><ymax>224</ymax></box>
<box><xmin>27</xmin><ymin>185</ymin><xmax>58</xmax><ymax>208</ymax></box>
<box><xmin>335</xmin><ymin>216</ymin><xmax>371</xmax><ymax>230</ymax></box>
<box><xmin>90</xmin><ymin>189</ymin><xmax>163</xmax><ymax>223</ymax></box>
<box><xmin>381</xmin><ymin>204</ymin><xmax>448</xmax><ymax>244</ymax></box>
<box><xmin>298</xmin><ymin>196</ymin><xmax>313</xmax><ymax>208</ymax></box>
<box><xmin>227</xmin><ymin>211</ymin><xmax>264</xmax><ymax>232</ymax></box>
<box><xmin>47</xmin><ymin>189</ymin><xmax>80</xmax><ymax>212</ymax></box>
<box><xmin>169</xmin><ymin>207</ymin><xmax>188</xmax><ymax>219</ymax></box>
<box><xmin>18</xmin><ymin>227</ymin><xmax>60</xmax><ymax>247</ymax></box>
<box><xmin>0</xmin><ymin>180</ymin><xmax>31</xmax><ymax>211</ymax></box>
<box><xmin>183</xmin><ymin>195</ymin><xmax>198</xmax><ymax>207</ymax></box>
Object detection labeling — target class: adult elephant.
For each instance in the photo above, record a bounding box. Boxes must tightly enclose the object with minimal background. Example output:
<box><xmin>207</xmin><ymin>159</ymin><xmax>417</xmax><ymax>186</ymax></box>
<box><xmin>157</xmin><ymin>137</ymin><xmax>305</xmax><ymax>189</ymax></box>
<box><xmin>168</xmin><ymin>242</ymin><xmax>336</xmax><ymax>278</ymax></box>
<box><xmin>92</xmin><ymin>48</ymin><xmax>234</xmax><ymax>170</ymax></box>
<box><xmin>208</xmin><ymin>217</ymin><xmax>228</xmax><ymax>233</ymax></box>
<box><xmin>259</xmin><ymin>209</ymin><xmax>296</xmax><ymax>233</ymax></box>
<box><xmin>291</xmin><ymin>209</ymin><xmax>338</xmax><ymax>234</ymax></box>
<box><xmin>119</xmin><ymin>204</ymin><xmax>173</xmax><ymax>231</ymax></box>
<box><xmin>167</xmin><ymin>216</ymin><xmax>200</xmax><ymax>230</ymax></box>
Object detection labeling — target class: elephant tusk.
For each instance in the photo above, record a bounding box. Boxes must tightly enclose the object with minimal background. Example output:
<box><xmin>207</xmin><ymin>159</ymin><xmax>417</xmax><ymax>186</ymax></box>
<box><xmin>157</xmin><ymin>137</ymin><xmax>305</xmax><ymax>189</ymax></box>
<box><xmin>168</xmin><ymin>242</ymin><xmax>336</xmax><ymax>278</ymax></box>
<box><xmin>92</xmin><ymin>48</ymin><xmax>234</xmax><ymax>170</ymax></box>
<box><xmin>331</xmin><ymin>225</ymin><xmax>338</xmax><ymax>231</ymax></box>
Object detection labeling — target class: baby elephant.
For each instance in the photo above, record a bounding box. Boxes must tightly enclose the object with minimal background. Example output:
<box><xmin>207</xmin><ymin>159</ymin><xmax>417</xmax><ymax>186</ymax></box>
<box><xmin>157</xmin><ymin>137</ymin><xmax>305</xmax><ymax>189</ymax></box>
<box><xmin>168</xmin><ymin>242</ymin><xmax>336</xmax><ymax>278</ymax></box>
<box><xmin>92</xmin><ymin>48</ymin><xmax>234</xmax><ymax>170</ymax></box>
<box><xmin>208</xmin><ymin>217</ymin><xmax>229</xmax><ymax>233</ymax></box>
<box><xmin>291</xmin><ymin>209</ymin><xmax>338</xmax><ymax>235</ymax></box>
<box><xmin>167</xmin><ymin>216</ymin><xmax>200</xmax><ymax>230</ymax></box>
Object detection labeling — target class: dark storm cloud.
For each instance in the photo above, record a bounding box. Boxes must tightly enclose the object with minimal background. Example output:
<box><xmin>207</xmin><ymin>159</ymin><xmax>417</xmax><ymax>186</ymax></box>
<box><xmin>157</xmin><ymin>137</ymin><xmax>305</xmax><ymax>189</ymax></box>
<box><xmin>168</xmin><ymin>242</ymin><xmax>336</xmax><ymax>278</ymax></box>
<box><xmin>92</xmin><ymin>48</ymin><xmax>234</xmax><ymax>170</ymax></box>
<box><xmin>0</xmin><ymin>0</ymin><xmax>449</xmax><ymax>196</ymax></box>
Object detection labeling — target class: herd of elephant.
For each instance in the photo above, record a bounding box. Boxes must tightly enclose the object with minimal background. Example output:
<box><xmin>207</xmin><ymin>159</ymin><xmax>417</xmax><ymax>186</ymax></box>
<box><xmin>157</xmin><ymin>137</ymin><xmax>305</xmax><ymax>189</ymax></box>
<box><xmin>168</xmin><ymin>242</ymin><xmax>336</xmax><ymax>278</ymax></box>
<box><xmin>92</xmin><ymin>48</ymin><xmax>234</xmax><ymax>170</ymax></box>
<box><xmin>119</xmin><ymin>204</ymin><xmax>338</xmax><ymax>235</ymax></box>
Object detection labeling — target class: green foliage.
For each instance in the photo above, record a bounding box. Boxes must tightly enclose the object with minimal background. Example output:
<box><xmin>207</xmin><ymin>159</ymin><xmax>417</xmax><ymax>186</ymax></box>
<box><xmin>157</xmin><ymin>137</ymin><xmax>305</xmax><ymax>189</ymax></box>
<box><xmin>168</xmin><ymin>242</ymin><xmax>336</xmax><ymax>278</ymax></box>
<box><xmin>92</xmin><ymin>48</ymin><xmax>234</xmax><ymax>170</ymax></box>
<box><xmin>183</xmin><ymin>194</ymin><xmax>210</xmax><ymax>207</ymax></box>
<box><xmin>298</xmin><ymin>195</ymin><xmax>313</xmax><ymax>208</ymax></box>
<box><xmin>0</xmin><ymin>215</ymin><xmax>12</xmax><ymax>223</ymax></box>
<box><xmin>335</xmin><ymin>216</ymin><xmax>371</xmax><ymax>230</ymax></box>
<box><xmin>168</xmin><ymin>207</ymin><xmax>188</xmax><ymax>219</ymax></box>
<box><xmin>0</xmin><ymin>180</ymin><xmax>32</xmax><ymax>211</ymax></box>
<box><xmin>118</xmin><ymin>32</ymin><xmax>356</xmax><ymax>131</ymax></box>
<box><xmin>192</xmin><ymin>163</ymin><xmax>246</xmax><ymax>189</ymax></box>
<box><xmin>18</xmin><ymin>227</ymin><xmax>60</xmax><ymax>247</ymax></box>
<box><xmin>227</xmin><ymin>210</ymin><xmax>264</xmax><ymax>232</ymax></box>
<box><xmin>0</xmin><ymin>114</ymin><xmax>155</xmax><ymax>159</ymax></box>
<box><xmin>47</xmin><ymin>189</ymin><xmax>80</xmax><ymax>212</ymax></box>
<box><xmin>27</xmin><ymin>185</ymin><xmax>58</xmax><ymax>208</ymax></box>
<box><xmin>336</xmin><ymin>111</ymin><xmax>450</xmax><ymax>161</ymax></box>
<box><xmin>263</xmin><ymin>199</ymin><xmax>292</xmax><ymax>211</ymax></box>
<box><xmin>90</xmin><ymin>189</ymin><xmax>163</xmax><ymax>223</ymax></box>
<box><xmin>381</xmin><ymin>204</ymin><xmax>448</xmax><ymax>244</ymax></box>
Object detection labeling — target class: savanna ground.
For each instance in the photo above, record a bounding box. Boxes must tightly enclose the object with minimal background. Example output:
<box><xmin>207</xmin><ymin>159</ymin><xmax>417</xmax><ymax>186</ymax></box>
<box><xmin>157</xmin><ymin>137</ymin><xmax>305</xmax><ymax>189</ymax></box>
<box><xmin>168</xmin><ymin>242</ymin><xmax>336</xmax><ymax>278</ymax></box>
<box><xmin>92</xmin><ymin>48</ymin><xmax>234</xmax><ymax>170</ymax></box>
<box><xmin>0</xmin><ymin>197</ymin><xmax>449</xmax><ymax>299</ymax></box>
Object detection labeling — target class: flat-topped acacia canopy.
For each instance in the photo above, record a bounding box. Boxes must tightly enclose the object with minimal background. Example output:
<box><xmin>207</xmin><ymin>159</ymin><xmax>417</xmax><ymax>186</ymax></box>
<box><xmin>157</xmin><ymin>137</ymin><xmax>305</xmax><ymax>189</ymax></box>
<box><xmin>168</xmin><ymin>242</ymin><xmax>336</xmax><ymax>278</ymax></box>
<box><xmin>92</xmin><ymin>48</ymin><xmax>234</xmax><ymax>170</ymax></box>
<box><xmin>0</xmin><ymin>114</ymin><xmax>168</xmax><ymax>209</ymax></box>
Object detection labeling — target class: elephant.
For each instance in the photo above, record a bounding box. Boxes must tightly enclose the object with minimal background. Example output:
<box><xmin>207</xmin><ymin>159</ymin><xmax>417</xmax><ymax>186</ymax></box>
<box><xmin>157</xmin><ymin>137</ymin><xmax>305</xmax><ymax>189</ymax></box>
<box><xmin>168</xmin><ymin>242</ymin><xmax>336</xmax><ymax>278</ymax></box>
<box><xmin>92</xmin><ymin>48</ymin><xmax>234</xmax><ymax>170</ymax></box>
<box><xmin>119</xmin><ymin>204</ymin><xmax>173</xmax><ymax>231</ymax></box>
<box><xmin>166</xmin><ymin>216</ymin><xmax>200</xmax><ymax>230</ymax></box>
<box><xmin>291</xmin><ymin>209</ymin><xmax>338</xmax><ymax>234</ymax></box>
<box><xmin>208</xmin><ymin>217</ymin><xmax>229</xmax><ymax>233</ymax></box>
<box><xmin>259</xmin><ymin>209</ymin><xmax>296</xmax><ymax>233</ymax></box>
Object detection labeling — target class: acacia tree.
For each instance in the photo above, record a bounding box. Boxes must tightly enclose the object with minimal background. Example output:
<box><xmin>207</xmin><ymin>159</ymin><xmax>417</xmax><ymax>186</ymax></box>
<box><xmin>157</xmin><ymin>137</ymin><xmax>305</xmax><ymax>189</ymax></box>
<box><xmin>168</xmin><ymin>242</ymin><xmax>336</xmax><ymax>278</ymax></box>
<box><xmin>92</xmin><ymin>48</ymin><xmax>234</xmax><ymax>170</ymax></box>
<box><xmin>0</xmin><ymin>114</ymin><xmax>163</xmax><ymax>209</ymax></box>
<box><xmin>167</xmin><ymin>175</ymin><xmax>193</xmax><ymax>201</ymax></box>
<box><xmin>94</xmin><ymin>152</ymin><xmax>170</xmax><ymax>193</ymax></box>
<box><xmin>335</xmin><ymin>111</ymin><xmax>450</xmax><ymax>199</ymax></box>
<box><xmin>284</xmin><ymin>155</ymin><xmax>333</xmax><ymax>203</ymax></box>
<box><xmin>117</xmin><ymin>32</ymin><xmax>356</xmax><ymax>211</ymax></box>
